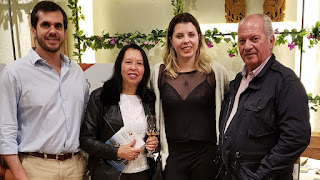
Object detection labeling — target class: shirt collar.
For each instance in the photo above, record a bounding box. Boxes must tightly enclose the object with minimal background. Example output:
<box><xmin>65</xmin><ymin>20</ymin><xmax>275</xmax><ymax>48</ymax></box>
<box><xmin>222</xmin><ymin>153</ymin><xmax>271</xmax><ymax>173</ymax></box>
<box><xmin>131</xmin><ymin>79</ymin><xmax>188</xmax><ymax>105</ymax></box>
<box><xmin>29</xmin><ymin>48</ymin><xmax>71</xmax><ymax>67</ymax></box>
<box><xmin>240</xmin><ymin>55</ymin><xmax>271</xmax><ymax>78</ymax></box>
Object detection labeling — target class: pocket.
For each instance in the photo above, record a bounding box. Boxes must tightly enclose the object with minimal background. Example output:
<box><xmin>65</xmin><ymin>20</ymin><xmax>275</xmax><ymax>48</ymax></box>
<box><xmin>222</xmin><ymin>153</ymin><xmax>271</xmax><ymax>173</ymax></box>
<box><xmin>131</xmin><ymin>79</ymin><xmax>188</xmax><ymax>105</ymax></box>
<box><xmin>103</xmin><ymin>106</ymin><xmax>123</xmax><ymax>131</ymax></box>
<box><xmin>103</xmin><ymin>113</ymin><xmax>123</xmax><ymax>127</ymax></box>
<box><xmin>244</xmin><ymin>96</ymin><xmax>275</xmax><ymax>137</ymax></box>
<box><xmin>239</xmin><ymin>164</ymin><xmax>259</xmax><ymax>180</ymax></box>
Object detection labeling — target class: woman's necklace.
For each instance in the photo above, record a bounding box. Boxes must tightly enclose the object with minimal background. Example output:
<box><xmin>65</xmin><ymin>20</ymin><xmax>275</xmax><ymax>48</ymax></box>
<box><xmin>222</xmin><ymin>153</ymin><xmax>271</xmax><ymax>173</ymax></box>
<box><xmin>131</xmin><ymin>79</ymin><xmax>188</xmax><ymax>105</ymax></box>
<box><xmin>179</xmin><ymin>70</ymin><xmax>197</xmax><ymax>86</ymax></box>
<box><xmin>184</xmin><ymin>79</ymin><xmax>188</xmax><ymax>86</ymax></box>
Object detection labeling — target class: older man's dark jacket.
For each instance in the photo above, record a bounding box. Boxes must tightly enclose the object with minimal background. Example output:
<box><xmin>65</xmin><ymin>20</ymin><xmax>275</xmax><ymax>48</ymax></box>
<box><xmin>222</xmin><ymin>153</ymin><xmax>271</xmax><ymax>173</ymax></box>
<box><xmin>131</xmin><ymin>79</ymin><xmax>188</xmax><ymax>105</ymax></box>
<box><xmin>218</xmin><ymin>54</ymin><xmax>311</xmax><ymax>180</ymax></box>
<box><xmin>80</xmin><ymin>87</ymin><xmax>155</xmax><ymax>180</ymax></box>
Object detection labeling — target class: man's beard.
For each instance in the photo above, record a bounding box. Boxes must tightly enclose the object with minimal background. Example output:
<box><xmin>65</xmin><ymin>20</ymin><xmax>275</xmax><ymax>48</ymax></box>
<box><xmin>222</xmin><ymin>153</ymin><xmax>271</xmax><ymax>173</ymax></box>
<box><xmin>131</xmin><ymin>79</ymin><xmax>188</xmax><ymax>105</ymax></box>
<box><xmin>36</xmin><ymin>35</ymin><xmax>64</xmax><ymax>53</ymax></box>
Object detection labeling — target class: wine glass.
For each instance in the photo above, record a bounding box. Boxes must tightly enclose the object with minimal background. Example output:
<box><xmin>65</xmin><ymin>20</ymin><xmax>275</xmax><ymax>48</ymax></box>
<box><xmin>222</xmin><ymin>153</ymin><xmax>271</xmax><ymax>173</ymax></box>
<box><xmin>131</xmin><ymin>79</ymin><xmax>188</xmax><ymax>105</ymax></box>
<box><xmin>146</xmin><ymin>115</ymin><xmax>158</xmax><ymax>158</ymax></box>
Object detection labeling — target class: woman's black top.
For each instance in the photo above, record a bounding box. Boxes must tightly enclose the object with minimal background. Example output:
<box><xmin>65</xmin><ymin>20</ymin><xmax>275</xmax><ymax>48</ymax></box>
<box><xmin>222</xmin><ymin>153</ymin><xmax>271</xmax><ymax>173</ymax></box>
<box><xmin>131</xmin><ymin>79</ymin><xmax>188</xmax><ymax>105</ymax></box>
<box><xmin>159</xmin><ymin>68</ymin><xmax>216</xmax><ymax>143</ymax></box>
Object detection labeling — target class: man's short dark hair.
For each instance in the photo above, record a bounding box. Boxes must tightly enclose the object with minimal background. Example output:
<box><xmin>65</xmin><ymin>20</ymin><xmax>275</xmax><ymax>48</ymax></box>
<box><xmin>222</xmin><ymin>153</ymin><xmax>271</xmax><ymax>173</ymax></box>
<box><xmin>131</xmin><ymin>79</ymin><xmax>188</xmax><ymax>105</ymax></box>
<box><xmin>31</xmin><ymin>1</ymin><xmax>68</xmax><ymax>31</ymax></box>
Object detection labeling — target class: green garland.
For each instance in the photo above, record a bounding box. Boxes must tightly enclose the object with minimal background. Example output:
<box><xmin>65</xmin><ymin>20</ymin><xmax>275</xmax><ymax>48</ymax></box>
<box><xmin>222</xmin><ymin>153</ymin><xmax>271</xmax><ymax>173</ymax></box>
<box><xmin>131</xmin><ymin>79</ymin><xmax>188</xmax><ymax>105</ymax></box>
<box><xmin>68</xmin><ymin>0</ymin><xmax>320</xmax><ymax>63</ymax></box>
<box><xmin>171</xmin><ymin>0</ymin><xmax>184</xmax><ymax>15</ymax></box>
<box><xmin>67</xmin><ymin>0</ymin><xmax>85</xmax><ymax>62</ymax></box>
<box><xmin>68</xmin><ymin>0</ymin><xmax>320</xmax><ymax>111</ymax></box>
<box><xmin>309</xmin><ymin>93</ymin><xmax>320</xmax><ymax>112</ymax></box>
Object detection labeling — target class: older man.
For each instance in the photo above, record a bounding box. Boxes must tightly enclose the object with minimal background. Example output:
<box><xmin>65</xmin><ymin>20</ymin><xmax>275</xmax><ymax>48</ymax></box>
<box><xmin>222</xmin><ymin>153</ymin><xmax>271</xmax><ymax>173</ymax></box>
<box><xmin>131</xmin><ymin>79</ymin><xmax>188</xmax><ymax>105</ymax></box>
<box><xmin>0</xmin><ymin>1</ymin><xmax>89</xmax><ymax>179</ymax></box>
<box><xmin>217</xmin><ymin>14</ymin><xmax>311</xmax><ymax>180</ymax></box>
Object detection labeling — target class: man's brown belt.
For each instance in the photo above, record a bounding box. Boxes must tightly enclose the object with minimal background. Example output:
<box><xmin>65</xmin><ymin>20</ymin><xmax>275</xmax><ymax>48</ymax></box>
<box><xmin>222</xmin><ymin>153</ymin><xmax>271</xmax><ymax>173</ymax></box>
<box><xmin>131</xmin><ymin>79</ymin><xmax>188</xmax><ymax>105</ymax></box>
<box><xmin>20</xmin><ymin>152</ymin><xmax>79</xmax><ymax>161</ymax></box>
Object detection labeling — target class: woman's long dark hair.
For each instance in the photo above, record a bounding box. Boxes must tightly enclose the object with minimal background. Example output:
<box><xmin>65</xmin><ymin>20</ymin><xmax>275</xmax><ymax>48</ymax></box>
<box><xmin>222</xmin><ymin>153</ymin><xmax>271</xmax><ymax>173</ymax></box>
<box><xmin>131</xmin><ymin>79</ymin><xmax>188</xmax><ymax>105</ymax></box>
<box><xmin>100</xmin><ymin>44</ymin><xmax>154</xmax><ymax>105</ymax></box>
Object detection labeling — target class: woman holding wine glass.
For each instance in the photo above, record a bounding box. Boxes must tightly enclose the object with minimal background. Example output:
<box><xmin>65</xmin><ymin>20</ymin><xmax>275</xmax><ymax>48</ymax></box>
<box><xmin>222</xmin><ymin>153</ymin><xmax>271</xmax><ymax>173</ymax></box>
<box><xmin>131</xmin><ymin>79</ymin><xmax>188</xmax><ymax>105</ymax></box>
<box><xmin>150</xmin><ymin>13</ymin><xmax>230</xmax><ymax>180</ymax></box>
<box><xmin>80</xmin><ymin>44</ymin><xmax>158</xmax><ymax>180</ymax></box>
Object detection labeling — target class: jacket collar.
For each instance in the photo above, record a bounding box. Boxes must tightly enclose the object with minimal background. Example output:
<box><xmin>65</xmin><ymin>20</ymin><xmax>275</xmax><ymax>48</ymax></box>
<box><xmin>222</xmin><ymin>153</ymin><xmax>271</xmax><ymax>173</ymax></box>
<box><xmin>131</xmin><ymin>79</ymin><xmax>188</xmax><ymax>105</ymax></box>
<box><xmin>254</xmin><ymin>54</ymin><xmax>276</xmax><ymax>79</ymax></box>
<box><xmin>102</xmin><ymin>101</ymin><xmax>151</xmax><ymax>133</ymax></box>
<box><xmin>247</xmin><ymin>54</ymin><xmax>275</xmax><ymax>89</ymax></box>
<box><xmin>231</xmin><ymin>54</ymin><xmax>276</xmax><ymax>92</ymax></box>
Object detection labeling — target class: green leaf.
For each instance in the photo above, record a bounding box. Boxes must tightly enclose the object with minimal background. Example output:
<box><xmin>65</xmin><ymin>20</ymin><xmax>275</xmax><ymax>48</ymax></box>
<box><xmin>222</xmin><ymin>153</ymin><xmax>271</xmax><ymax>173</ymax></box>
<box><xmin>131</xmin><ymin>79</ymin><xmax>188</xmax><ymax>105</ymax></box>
<box><xmin>116</xmin><ymin>43</ymin><xmax>123</xmax><ymax>49</ymax></box>
<box><xmin>129</xmin><ymin>34</ymin><xmax>137</xmax><ymax>39</ymax></box>
<box><xmin>230</xmin><ymin>32</ymin><xmax>237</xmax><ymax>39</ymax></box>
<box><xmin>214</xmin><ymin>37</ymin><xmax>222</xmax><ymax>44</ymax></box>
<box><xmin>298</xmin><ymin>31</ymin><xmax>308</xmax><ymax>37</ymax></box>
<box><xmin>224</xmin><ymin>38</ymin><xmax>231</xmax><ymax>43</ymax></box>
<box><xmin>146</xmin><ymin>35</ymin><xmax>153</xmax><ymax>40</ymax></box>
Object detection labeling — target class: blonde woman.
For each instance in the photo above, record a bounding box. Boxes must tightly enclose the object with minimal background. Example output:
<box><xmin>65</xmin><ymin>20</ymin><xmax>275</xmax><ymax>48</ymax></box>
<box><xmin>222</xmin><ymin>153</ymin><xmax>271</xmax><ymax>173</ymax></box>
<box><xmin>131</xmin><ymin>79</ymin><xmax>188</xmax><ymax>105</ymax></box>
<box><xmin>150</xmin><ymin>13</ymin><xmax>230</xmax><ymax>180</ymax></box>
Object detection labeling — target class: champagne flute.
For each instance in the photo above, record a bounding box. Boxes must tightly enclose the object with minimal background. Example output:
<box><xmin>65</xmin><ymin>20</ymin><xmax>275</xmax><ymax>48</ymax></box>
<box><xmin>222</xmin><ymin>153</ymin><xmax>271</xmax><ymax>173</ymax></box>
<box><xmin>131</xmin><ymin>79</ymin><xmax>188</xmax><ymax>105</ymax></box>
<box><xmin>146</xmin><ymin>115</ymin><xmax>158</xmax><ymax>158</ymax></box>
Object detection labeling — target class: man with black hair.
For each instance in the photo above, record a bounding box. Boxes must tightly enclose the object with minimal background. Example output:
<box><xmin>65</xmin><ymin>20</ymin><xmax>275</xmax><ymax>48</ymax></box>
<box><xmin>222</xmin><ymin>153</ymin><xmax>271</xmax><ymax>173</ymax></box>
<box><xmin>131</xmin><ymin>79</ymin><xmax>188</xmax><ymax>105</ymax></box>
<box><xmin>0</xmin><ymin>1</ymin><xmax>89</xmax><ymax>179</ymax></box>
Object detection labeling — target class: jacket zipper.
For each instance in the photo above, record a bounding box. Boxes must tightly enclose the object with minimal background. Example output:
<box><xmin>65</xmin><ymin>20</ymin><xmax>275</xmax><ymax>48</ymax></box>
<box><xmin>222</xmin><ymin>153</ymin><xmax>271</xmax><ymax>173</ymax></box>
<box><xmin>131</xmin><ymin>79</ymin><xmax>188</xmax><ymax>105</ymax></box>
<box><xmin>103</xmin><ymin>116</ymin><xmax>116</xmax><ymax>134</ymax></box>
<box><xmin>221</xmin><ymin>98</ymin><xmax>232</xmax><ymax>145</ymax></box>
<box><xmin>103</xmin><ymin>116</ymin><xmax>124</xmax><ymax>180</ymax></box>
<box><xmin>117</xmin><ymin>172</ymin><xmax>123</xmax><ymax>180</ymax></box>
<box><xmin>220</xmin><ymin>98</ymin><xmax>233</xmax><ymax>173</ymax></box>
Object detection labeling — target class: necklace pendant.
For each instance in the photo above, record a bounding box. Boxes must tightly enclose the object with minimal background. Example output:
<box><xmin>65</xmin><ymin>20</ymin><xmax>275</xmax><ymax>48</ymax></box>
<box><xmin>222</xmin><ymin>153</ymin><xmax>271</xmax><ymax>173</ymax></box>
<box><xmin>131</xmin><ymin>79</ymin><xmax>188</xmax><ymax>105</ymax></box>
<box><xmin>184</xmin><ymin>80</ymin><xmax>188</xmax><ymax>86</ymax></box>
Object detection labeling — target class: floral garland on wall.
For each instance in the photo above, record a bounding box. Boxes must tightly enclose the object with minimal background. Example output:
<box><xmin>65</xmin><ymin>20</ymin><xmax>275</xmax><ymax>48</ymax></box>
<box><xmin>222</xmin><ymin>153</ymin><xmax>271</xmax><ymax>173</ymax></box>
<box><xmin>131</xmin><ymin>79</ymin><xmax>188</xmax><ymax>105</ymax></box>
<box><xmin>68</xmin><ymin>0</ymin><xmax>320</xmax><ymax>110</ymax></box>
<box><xmin>68</xmin><ymin>0</ymin><xmax>320</xmax><ymax>62</ymax></box>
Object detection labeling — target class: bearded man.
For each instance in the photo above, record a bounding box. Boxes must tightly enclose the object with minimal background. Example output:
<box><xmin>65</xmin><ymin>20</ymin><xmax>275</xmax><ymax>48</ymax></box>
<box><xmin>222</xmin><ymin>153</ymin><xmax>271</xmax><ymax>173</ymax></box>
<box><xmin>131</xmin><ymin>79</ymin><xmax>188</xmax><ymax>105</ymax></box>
<box><xmin>0</xmin><ymin>1</ymin><xmax>89</xmax><ymax>179</ymax></box>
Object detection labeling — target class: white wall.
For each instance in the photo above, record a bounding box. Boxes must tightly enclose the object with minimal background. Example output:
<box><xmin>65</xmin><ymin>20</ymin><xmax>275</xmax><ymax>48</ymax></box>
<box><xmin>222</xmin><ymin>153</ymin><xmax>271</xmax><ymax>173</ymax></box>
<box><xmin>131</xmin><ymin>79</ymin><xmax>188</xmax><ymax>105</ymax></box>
<box><xmin>301</xmin><ymin>0</ymin><xmax>320</xmax><ymax>132</ymax></box>
<box><xmin>0</xmin><ymin>0</ymin><xmax>74</xmax><ymax>63</ymax></box>
<box><xmin>0</xmin><ymin>63</ymin><xmax>6</xmax><ymax>74</ymax></box>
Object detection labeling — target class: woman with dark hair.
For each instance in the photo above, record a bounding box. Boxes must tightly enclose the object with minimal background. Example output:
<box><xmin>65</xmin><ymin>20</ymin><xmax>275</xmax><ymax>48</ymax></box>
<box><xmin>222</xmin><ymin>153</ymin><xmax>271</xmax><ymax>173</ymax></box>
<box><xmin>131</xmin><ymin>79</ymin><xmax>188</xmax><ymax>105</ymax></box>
<box><xmin>150</xmin><ymin>13</ymin><xmax>230</xmax><ymax>180</ymax></box>
<box><xmin>80</xmin><ymin>44</ymin><xmax>158</xmax><ymax>180</ymax></box>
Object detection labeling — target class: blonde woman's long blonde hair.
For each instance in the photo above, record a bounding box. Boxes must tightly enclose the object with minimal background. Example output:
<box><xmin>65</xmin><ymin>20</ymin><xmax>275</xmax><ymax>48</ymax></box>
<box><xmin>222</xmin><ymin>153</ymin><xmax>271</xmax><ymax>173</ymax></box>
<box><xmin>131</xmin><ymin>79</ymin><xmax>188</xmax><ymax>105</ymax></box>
<box><xmin>163</xmin><ymin>13</ymin><xmax>212</xmax><ymax>79</ymax></box>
